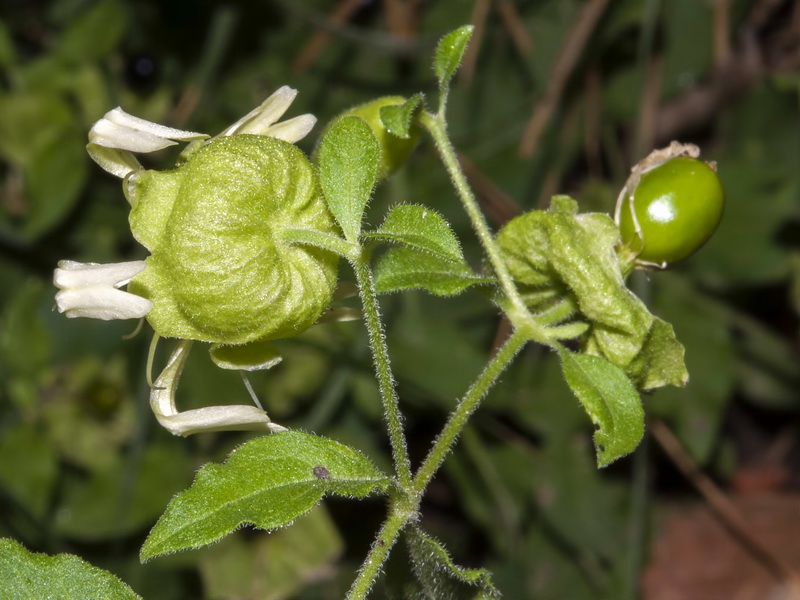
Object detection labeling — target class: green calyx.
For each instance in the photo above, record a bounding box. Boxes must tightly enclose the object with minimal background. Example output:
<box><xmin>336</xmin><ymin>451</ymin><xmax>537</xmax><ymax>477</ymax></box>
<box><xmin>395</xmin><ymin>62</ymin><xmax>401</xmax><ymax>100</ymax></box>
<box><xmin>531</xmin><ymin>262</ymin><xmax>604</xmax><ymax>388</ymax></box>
<box><xmin>617</xmin><ymin>156</ymin><xmax>724</xmax><ymax>266</ymax></box>
<box><xmin>126</xmin><ymin>134</ymin><xmax>340</xmax><ymax>345</ymax></box>
<box><xmin>497</xmin><ymin>196</ymin><xmax>687</xmax><ymax>391</ymax></box>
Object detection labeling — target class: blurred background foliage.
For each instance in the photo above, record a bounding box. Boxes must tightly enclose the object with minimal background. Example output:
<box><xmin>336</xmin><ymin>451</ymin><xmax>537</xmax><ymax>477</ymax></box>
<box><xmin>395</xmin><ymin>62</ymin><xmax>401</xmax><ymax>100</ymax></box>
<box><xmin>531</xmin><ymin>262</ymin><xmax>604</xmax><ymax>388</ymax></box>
<box><xmin>0</xmin><ymin>0</ymin><xmax>798</xmax><ymax>598</ymax></box>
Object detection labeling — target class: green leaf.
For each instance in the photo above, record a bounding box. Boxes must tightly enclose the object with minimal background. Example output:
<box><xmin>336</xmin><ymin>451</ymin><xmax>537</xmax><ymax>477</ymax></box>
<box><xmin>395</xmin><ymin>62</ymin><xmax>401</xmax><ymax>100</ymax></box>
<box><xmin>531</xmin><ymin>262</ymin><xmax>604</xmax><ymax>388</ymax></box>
<box><xmin>55</xmin><ymin>0</ymin><xmax>126</xmax><ymax>64</ymax></box>
<box><xmin>0</xmin><ymin>425</ymin><xmax>58</xmax><ymax>520</ymax></box>
<box><xmin>0</xmin><ymin>539</ymin><xmax>141</xmax><ymax>600</ymax></box>
<box><xmin>210</xmin><ymin>339</ymin><xmax>282</xmax><ymax>371</ymax></box>
<box><xmin>624</xmin><ymin>317</ymin><xmax>688</xmax><ymax>391</ymax></box>
<box><xmin>406</xmin><ymin>527</ymin><xmax>500</xmax><ymax>599</ymax></box>
<box><xmin>374</xmin><ymin>247</ymin><xmax>495</xmax><ymax>297</ymax></box>
<box><xmin>557</xmin><ymin>347</ymin><xmax>644</xmax><ymax>468</ymax></box>
<box><xmin>141</xmin><ymin>431</ymin><xmax>389</xmax><ymax>562</ymax></box>
<box><xmin>364</xmin><ymin>204</ymin><xmax>463</xmax><ymax>260</ymax></box>
<box><xmin>379</xmin><ymin>94</ymin><xmax>424</xmax><ymax>139</ymax></box>
<box><xmin>317</xmin><ymin>116</ymin><xmax>380</xmax><ymax>242</ymax></box>
<box><xmin>434</xmin><ymin>26</ymin><xmax>474</xmax><ymax>94</ymax></box>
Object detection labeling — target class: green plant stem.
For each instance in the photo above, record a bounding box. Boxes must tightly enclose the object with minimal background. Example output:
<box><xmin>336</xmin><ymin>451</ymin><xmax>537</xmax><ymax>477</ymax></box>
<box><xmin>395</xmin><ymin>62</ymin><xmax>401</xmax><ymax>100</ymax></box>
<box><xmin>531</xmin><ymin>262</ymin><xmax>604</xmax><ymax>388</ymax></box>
<box><xmin>346</xmin><ymin>495</ymin><xmax>416</xmax><ymax>600</ymax></box>
<box><xmin>413</xmin><ymin>329</ymin><xmax>527</xmax><ymax>494</ymax></box>
<box><xmin>418</xmin><ymin>111</ymin><xmax>548</xmax><ymax>343</ymax></box>
<box><xmin>352</xmin><ymin>254</ymin><xmax>413</xmax><ymax>490</ymax></box>
<box><xmin>346</xmin><ymin>329</ymin><xmax>527</xmax><ymax>599</ymax></box>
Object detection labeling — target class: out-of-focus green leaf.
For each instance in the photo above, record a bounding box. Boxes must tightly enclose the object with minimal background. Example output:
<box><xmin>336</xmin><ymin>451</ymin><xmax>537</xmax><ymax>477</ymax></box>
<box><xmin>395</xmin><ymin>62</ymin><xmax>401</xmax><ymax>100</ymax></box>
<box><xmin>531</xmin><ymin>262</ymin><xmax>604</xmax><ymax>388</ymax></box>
<box><xmin>374</xmin><ymin>247</ymin><xmax>494</xmax><ymax>296</ymax></box>
<box><xmin>0</xmin><ymin>281</ymin><xmax>51</xmax><ymax>375</ymax></box>
<box><xmin>141</xmin><ymin>431</ymin><xmax>389</xmax><ymax>561</ymax></box>
<box><xmin>688</xmin><ymin>85</ymin><xmax>799</xmax><ymax>286</ymax></box>
<box><xmin>0</xmin><ymin>425</ymin><xmax>58</xmax><ymax>519</ymax></box>
<box><xmin>0</xmin><ymin>21</ymin><xmax>15</xmax><ymax>68</ymax></box>
<box><xmin>55</xmin><ymin>0</ymin><xmax>126</xmax><ymax>64</ymax></box>
<box><xmin>0</xmin><ymin>538</ymin><xmax>141</xmax><ymax>600</ymax></box>
<box><xmin>558</xmin><ymin>347</ymin><xmax>644</xmax><ymax>467</ymax></box>
<box><xmin>318</xmin><ymin>116</ymin><xmax>380</xmax><ymax>242</ymax></box>
<box><xmin>24</xmin><ymin>133</ymin><xmax>87</xmax><ymax>238</ymax></box>
<box><xmin>364</xmin><ymin>204</ymin><xmax>463</xmax><ymax>260</ymax></box>
<box><xmin>405</xmin><ymin>526</ymin><xmax>500</xmax><ymax>599</ymax></box>
<box><xmin>54</xmin><ymin>442</ymin><xmax>193</xmax><ymax>540</ymax></box>
<box><xmin>649</xmin><ymin>275</ymin><xmax>736</xmax><ymax>464</ymax></box>
<box><xmin>200</xmin><ymin>507</ymin><xmax>343</xmax><ymax>600</ymax></box>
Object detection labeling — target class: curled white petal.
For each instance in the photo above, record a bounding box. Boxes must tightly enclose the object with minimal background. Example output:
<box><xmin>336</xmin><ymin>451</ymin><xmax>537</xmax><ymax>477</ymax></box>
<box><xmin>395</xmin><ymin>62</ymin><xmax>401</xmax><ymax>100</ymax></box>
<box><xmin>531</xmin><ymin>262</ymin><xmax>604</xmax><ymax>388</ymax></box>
<box><xmin>220</xmin><ymin>85</ymin><xmax>298</xmax><ymax>137</ymax></box>
<box><xmin>53</xmin><ymin>260</ymin><xmax>153</xmax><ymax>320</ymax></box>
<box><xmin>151</xmin><ymin>340</ymin><xmax>284</xmax><ymax>437</ymax></box>
<box><xmin>89</xmin><ymin>108</ymin><xmax>207</xmax><ymax>152</ymax></box>
<box><xmin>87</xmin><ymin>108</ymin><xmax>208</xmax><ymax>178</ymax></box>
<box><xmin>261</xmin><ymin>114</ymin><xmax>318</xmax><ymax>143</ymax></box>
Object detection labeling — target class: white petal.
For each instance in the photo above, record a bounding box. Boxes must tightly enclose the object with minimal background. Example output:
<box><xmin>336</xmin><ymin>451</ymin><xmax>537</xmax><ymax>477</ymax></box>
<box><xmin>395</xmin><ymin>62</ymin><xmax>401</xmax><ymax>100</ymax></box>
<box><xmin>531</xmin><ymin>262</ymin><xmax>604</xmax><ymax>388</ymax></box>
<box><xmin>262</xmin><ymin>114</ymin><xmax>317</xmax><ymax>143</ymax></box>
<box><xmin>155</xmin><ymin>405</ymin><xmax>277</xmax><ymax>437</ymax></box>
<box><xmin>88</xmin><ymin>108</ymin><xmax>207</xmax><ymax>152</ymax></box>
<box><xmin>150</xmin><ymin>340</ymin><xmax>279</xmax><ymax>437</ymax></box>
<box><xmin>55</xmin><ymin>287</ymin><xmax>152</xmax><ymax>320</ymax></box>
<box><xmin>54</xmin><ymin>260</ymin><xmax>147</xmax><ymax>289</ymax></box>
<box><xmin>220</xmin><ymin>86</ymin><xmax>298</xmax><ymax>136</ymax></box>
<box><xmin>105</xmin><ymin>107</ymin><xmax>206</xmax><ymax>141</ymax></box>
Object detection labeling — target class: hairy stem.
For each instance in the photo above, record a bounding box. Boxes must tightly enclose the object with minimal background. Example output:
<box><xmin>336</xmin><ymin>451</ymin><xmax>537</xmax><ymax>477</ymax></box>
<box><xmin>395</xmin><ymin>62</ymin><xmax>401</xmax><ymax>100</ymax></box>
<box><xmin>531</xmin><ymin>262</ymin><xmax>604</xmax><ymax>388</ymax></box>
<box><xmin>418</xmin><ymin>111</ymin><xmax>548</xmax><ymax>343</ymax></box>
<box><xmin>346</xmin><ymin>330</ymin><xmax>527</xmax><ymax>599</ymax></box>
<box><xmin>352</xmin><ymin>255</ymin><xmax>413</xmax><ymax>489</ymax></box>
<box><xmin>346</xmin><ymin>494</ymin><xmax>416</xmax><ymax>600</ymax></box>
<box><xmin>413</xmin><ymin>329</ymin><xmax>527</xmax><ymax>494</ymax></box>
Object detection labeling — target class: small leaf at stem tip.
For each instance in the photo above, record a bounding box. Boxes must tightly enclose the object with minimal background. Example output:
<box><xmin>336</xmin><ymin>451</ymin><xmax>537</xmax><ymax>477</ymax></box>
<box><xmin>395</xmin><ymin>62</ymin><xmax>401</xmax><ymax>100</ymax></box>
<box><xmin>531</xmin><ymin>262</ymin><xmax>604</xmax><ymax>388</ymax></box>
<box><xmin>557</xmin><ymin>347</ymin><xmax>645</xmax><ymax>468</ymax></box>
<box><xmin>317</xmin><ymin>116</ymin><xmax>380</xmax><ymax>242</ymax></box>
<box><xmin>434</xmin><ymin>25</ymin><xmax>475</xmax><ymax>93</ymax></box>
<box><xmin>379</xmin><ymin>94</ymin><xmax>424</xmax><ymax>139</ymax></box>
<box><xmin>364</xmin><ymin>204</ymin><xmax>463</xmax><ymax>260</ymax></box>
<box><xmin>374</xmin><ymin>247</ymin><xmax>495</xmax><ymax>297</ymax></box>
<box><xmin>140</xmin><ymin>431</ymin><xmax>389</xmax><ymax>562</ymax></box>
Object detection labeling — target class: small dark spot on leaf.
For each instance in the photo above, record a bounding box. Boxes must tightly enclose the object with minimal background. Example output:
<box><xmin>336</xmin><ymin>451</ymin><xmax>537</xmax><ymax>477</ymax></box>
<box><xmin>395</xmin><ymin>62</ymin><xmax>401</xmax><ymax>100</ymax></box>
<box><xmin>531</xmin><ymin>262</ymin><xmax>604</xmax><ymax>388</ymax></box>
<box><xmin>313</xmin><ymin>465</ymin><xmax>330</xmax><ymax>480</ymax></box>
<box><xmin>598</xmin><ymin>444</ymin><xmax>606</xmax><ymax>452</ymax></box>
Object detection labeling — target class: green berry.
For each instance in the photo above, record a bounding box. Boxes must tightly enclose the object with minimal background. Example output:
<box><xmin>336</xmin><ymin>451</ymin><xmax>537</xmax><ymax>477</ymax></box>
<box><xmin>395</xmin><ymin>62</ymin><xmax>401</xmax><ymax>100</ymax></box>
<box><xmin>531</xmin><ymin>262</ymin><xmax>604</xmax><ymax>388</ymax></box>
<box><xmin>617</xmin><ymin>156</ymin><xmax>724</xmax><ymax>265</ymax></box>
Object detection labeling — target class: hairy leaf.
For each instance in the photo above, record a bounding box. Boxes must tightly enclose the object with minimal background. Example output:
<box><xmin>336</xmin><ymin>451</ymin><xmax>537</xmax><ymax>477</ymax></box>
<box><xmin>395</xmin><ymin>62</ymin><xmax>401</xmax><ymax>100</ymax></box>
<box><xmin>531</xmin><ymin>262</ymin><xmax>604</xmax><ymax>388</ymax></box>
<box><xmin>364</xmin><ymin>204</ymin><xmax>462</xmax><ymax>260</ymax></box>
<box><xmin>141</xmin><ymin>431</ymin><xmax>389</xmax><ymax>561</ymax></box>
<box><xmin>558</xmin><ymin>347</ymin><xmax>644</xmax><ymax>467</ymax></box>
<box><xmin>317</xmin><ymin>116</ymin><xmax>380</xmax><ymax>241</ymax></box>
<box><xmin>434</xmin><ymin>26</ymin><xmax>474</xmax><ymax>95</ymax></box>
<box><xmin>406</xmin><ymin>527</ymin><xmax>500</xmax><ymax>599</ymax></box>
<box><xmin>374</xmin><ymin>247</ymin><xmax>494</xmax><ymax>296</ymax></box>
<box><xmin>379</xmin><ymin>94</ymin><xmax>424</xmax><ymax>139</ymax></box>
<box><xmin>0</xmin><ymin>538</ymin><xmax>141</xmax><ymax>600</ymax></box>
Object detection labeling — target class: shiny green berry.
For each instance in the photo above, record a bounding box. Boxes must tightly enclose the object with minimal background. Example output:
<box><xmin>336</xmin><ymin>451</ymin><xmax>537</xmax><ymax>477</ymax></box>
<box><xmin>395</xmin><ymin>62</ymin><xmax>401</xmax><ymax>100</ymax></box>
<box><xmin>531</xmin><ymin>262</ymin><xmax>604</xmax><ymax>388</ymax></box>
<box><xmin>617</xmin><ymin>156</ymin><xmax>724</xmax><ymax>266</ymax></box>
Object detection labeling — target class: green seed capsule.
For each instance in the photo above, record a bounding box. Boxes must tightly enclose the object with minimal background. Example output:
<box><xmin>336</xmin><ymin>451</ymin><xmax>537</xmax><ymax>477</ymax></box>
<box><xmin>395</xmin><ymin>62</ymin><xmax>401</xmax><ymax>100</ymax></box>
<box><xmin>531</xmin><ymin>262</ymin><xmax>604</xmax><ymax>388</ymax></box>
<box><xmin>617</xmin><ymin>156</ymin><xmax>724</xmax><ymax>266</ymax></box>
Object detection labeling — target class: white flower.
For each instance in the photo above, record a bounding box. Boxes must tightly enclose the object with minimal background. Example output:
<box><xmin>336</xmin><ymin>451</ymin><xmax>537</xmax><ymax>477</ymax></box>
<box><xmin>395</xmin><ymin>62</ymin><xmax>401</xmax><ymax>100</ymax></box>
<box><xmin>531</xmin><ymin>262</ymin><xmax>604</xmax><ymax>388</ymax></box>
<box><xmin>54</xmin><ymin>260</ymin><xmax>153</xmax><ymax>320</ymax></box>
<box><xmin>217</xmin><ymin>86</ymin><xmax>317</xmax><ymax>141</ymax></box>
<box><xmin>151</xmin><ymin>340</ymin><xmax>286</xmax><ymax>437</ymax></box>
<box><xmin>86</xmin><ymin>86</ymin><xmax>317</xmax><ymax>178</ymax></box>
